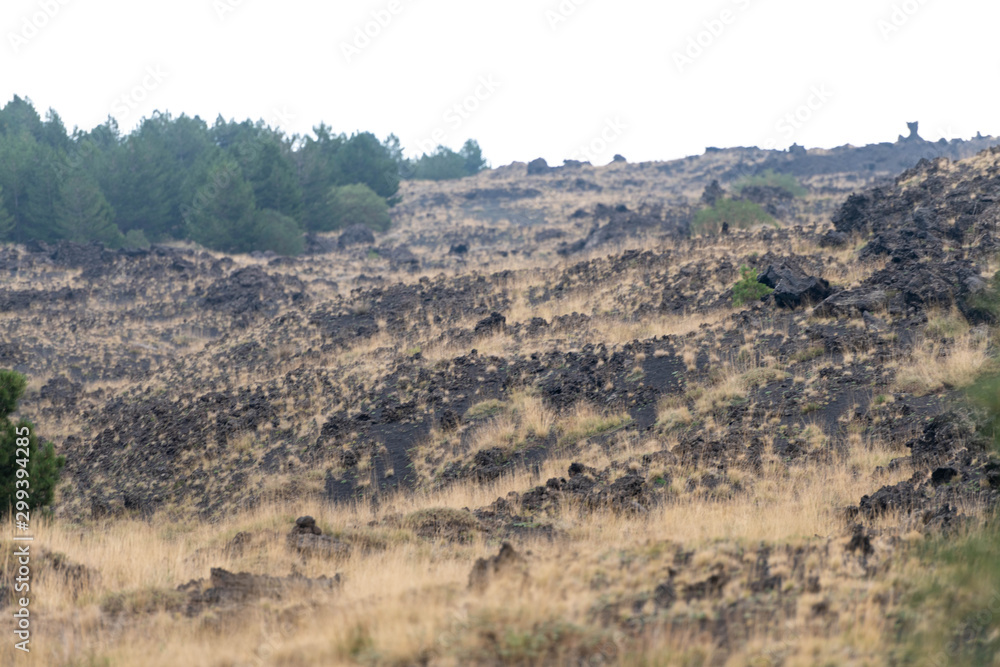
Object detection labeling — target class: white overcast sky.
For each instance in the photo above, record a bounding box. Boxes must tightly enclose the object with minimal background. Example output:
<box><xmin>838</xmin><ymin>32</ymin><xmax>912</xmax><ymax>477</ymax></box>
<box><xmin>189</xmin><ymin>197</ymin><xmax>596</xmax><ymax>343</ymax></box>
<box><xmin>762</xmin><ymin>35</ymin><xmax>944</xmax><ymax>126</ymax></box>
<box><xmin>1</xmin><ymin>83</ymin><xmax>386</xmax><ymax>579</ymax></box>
<box><xmin>2</xmin><ymin>0</ymin><xmax>998</xmax><ymax>167</ymax></box>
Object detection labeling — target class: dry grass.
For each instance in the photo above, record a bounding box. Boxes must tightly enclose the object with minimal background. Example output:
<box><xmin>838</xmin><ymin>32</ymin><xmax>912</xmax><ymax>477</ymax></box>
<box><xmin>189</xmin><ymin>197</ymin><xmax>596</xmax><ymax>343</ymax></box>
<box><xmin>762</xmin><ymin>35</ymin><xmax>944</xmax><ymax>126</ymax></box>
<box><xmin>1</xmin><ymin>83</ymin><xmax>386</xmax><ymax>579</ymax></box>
<box><xmin>892</xmin><ymin>328</ymin><xmax>993</xmax><ymax>395</ymax></box>
<box><xmin>2</xmin><ymin>428</ymin><xmax>954</xmax><ymax>666</ymax></box>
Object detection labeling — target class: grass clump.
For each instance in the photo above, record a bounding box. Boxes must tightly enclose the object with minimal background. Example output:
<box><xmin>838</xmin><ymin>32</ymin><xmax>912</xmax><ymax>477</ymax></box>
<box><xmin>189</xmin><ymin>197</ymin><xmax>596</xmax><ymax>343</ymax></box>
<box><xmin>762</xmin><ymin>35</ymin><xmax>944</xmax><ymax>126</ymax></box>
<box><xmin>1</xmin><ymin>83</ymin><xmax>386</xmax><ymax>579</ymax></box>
<box><xmin>791</xmin><ymin>346</ymin><xmax>825</xmax><ymax>363</ymax></box>
<box><xmin>464</xmin><ymin>399</ymin><xmax>507</xmax><ymax>421</ymax></box>
<box><xmin>892</xmin><ymin>330</ymin><xmax>992</xmax><ymax>396</ymax></box>
<box><xmin>692</xmin><ymin>198</ymin><xmax>775</xmax><ymax>236</ymax></box>
<box><xmin>925</xmin><ymin>307</ymin><xmax>971</xmax><ymax>340</ymax></box>
<box><xmin>100</xmin><ymin>587</ymin><xmax>187</xmax><ymax>616</ymax></box>
<box><xmin>731</xmin><ymin>266</ymin><xmax>774</xmax><ymax>307</ymax></box>
<box><xmin>557</xmin><ymin>405</ymin><xmax>632</xmax><ymax>446</ymax></box>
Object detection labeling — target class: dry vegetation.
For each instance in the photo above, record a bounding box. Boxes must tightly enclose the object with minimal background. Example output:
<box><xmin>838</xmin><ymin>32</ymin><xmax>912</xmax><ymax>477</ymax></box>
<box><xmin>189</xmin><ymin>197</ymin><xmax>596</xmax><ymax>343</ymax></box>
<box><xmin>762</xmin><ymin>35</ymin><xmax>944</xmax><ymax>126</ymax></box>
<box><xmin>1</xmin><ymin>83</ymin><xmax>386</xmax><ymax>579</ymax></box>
<box><xmin>4</xmin><ymin>146</ymin><xmax>1000</xmax><ymax>665</ymax></box>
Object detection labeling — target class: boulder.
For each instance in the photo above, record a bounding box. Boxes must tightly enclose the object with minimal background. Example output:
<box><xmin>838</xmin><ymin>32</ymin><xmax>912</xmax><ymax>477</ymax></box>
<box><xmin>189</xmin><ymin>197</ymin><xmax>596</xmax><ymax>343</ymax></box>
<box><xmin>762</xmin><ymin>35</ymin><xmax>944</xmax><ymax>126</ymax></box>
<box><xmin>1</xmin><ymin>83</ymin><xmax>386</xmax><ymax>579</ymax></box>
<box><xmin>759</xmin><ymin>263</ymin><xmax>832</xmax><ymax>309</ymax></box>
<box><xmin>814</xmin><ymin>289</ymin><xmax>889</xmax><ymax>317</ymax></box>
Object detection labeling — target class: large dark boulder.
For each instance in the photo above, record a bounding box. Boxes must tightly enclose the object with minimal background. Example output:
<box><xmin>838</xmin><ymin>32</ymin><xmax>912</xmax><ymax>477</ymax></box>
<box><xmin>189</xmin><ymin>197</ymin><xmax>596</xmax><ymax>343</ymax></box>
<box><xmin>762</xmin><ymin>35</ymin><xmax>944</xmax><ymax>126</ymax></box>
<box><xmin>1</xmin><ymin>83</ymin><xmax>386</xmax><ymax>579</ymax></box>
<box><xmin>759</xmin><ymin>263</ymin><xmax>832</xmax><ymax>309</ymax></box>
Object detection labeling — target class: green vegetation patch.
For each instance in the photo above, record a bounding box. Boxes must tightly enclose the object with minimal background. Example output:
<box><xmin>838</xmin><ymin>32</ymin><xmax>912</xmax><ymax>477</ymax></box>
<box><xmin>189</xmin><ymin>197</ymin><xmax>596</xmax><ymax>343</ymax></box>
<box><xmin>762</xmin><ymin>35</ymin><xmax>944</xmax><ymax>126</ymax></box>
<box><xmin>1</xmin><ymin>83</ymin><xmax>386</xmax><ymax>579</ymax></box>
<box><xmin>732</xmin><ymin>169</ymin><xmax>807</xmax><ymax>197</ymax></box>
<box><xmin>692</xmin><ymin>198</ymin><xmax>775</xmax><ymax>236</ymax></box>
<box><xmin>731</xmin><ymin>266</ymin><xmax>774</xmax><ymax>307</ymax></box>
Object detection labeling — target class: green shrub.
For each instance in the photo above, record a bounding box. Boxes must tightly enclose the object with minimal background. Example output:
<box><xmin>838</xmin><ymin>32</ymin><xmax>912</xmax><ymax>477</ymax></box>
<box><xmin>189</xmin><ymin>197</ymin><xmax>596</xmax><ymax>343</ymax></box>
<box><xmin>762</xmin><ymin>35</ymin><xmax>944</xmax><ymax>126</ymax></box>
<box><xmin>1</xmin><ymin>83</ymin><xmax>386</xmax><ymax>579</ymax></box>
<box><xmin>691</xmin><ymin>198</ymin><xmax>774</xmax><ymax>236</ymax></box>
<box><xmin>731</xmin><ymin>266</ymin><xmax>773</xmax><ymax>307</ymax></box>
<box><xmin>326</xmin><ymin>183</ymin><xmax>391</xmax><ymax>232</ymax></box>
<box><xmin>732</xmin><ymin>169</ymin><xmax>807</xmax><ymax>197</ymax></box>
<box><xmin>252</xmin><ymin>209</ymin><xmax>304</xmax><ymax>256</ymax></box>
<box><xmin>0</xmin><ymin>370</ymin><xmax>65</xmax><ymax>517</ymax></box>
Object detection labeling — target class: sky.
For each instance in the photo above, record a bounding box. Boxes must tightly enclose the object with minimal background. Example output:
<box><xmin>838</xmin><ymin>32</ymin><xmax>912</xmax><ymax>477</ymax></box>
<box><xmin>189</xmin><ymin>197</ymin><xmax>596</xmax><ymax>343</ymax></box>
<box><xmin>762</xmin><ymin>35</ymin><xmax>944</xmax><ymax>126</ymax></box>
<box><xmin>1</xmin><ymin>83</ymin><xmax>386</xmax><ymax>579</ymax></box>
<box><xmin>2</xmin><ymin>0</ymin><xmax>998</xmax><ymax>167</ymax></box>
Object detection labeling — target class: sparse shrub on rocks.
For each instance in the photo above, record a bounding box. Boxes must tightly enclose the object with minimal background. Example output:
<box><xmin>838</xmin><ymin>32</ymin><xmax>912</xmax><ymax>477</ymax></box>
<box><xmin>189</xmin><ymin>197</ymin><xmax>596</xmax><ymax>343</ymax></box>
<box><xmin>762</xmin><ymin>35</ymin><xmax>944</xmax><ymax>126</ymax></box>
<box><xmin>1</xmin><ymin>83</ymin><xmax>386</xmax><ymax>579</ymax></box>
<box><xmin>731</xmin><ymin>266</ymin><xmax>773</xmax><ymax>307</ymax></box>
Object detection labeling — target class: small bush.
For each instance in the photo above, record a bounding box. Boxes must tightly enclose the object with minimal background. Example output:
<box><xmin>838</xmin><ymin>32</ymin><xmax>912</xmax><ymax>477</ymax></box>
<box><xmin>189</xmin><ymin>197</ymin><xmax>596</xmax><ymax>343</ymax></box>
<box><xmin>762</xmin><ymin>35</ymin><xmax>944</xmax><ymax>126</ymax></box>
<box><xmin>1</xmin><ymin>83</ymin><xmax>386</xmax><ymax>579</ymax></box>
<box><xmin>731</xmin><ymin>266</ymin><xmax>774</xmax><ymax>307</ymax></box>
<box><xmin>464</xmin><ymin>399</ymin><xmax>507</xmax><ymax>421</ymax></box>
<box><xmin>252</xmin><ymin>208</ymin><xmax>304</xmax><ymax>256</ymax></box>
<box><xmin>733</xmin><ymin>169</ymin><xmax>807</xmax><ymax>197</ymax></box>
<box><xmin>0</xmin><ymin>370</ymin><xmax>65</xmax><ymax>517</ymax></box>
<box><xmin>691</xmin><ymin>198</ymin><xmax>775</xmax><ymax>236</ymax></box>
<box><xmin>327</xmin><ymin>183</ymin><xmax>391</xmax><ymax>233</ymax></box>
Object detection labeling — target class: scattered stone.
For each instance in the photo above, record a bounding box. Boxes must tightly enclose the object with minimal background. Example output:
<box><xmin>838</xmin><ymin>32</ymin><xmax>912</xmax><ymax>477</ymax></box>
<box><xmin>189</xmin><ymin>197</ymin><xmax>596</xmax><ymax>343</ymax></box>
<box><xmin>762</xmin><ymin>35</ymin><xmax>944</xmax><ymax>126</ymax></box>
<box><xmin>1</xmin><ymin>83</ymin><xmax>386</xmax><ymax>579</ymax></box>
<box><xmin>759</xmin><ymin>262</ymin><xmax>832</xmax><ymax>309</ymax></box>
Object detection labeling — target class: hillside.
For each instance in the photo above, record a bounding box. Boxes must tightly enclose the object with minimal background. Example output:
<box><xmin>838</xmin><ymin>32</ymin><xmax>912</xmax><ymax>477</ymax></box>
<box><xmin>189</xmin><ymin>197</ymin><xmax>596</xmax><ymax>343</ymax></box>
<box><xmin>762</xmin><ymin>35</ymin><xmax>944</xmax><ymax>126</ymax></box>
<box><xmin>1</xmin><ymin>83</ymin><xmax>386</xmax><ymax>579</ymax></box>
<box><xmin>2</xmin><ymin>132</ymin><xmax>1000</xmax><ymax>665</ymax></box>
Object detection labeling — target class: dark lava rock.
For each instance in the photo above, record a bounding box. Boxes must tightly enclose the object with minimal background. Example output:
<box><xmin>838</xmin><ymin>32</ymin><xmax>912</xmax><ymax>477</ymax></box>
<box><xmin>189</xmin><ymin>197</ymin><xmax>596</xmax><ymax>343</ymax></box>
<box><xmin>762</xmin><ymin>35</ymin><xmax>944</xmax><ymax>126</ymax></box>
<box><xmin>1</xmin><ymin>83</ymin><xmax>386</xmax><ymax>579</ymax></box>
<box><xmin>535</xmin><ymin>228</ymin><xmax>566</xmax><ymax>243</ymax></box>
<box><xmin>203</xmin><ymin>266</ymin><xmax>307</xmax><ymax>319</ymax></box>
<box><xmin>845</xmin><ymin>524</ymin><xmax>874</xmax><ymax>557</ymax></box>
<box><xmin>759</xmin><ymin>262</ymin><xmax>832</xmax><ymax>309</ymax></box>
<box><xmin>814</xmin><ymin>289</ymin><xmax>889</xmax><ymax>318</ymax></box>
<box><xmin>438</xmin><ymin>409</ymin><xmax>460</xmax><ymax>432</ymax></box>
<box><xmin>468</xmin><ymin>542</ymin><xmax>527</xmax><ymax>592</ymax></box>
<box><xmin>818</xmin><ymin>230</ymin><xmax>848</xmax><ymax>248</ymax></box>
<box><xmin>930</xmin><ymin>467</ymin><xmax>959</xmax><ymax>486</ymax></box>
<box><xmin>701</xmin><ymin>180</ymin><xmax>725</xmax><ymax>207</ymax></box>
<box><xmin>905</xmin><ymin>411</ymin><xmax>980</xmax><ymax>470</ymax></box>
<box><xmin>612</xmin><ymin>154</ymin><xmax>627</xmax><ymax>163</ymax></box>
<box><xmin>338</xmin><ymin>224</ymin><xmax>376</xmax><ymax>248</ymax></box>
<box><xmin>181</xmin><ymin>567</ymin><xmax>339</xmax><ymax>615</ymax></box>
<box><xmin>287</xmin><ymin>517</ymin><xmax>351</xmax><ymax>559</ymax></box>
<box><xmin>859</xmin><ymin>481</ymin><xmax>922</xmax><ymax>518</ymax></box>
<box><xmin>527</xmin><ymin>157</ymin><xmax>552</xmax><ymax>175</ymax></box>
<box><xmin>474</xmin><ymin>312</ymin><xmax>507</xmax><ymax>336</ymax></box>
<box><xmin>449</xmin><ymin>243</ymin><xmax>469</xmax><ymax>255</ymax></box>
<box><xmin>472</xmin><ymin>446</ymin><xmax>508</xmax><ymax>481</ymax></box>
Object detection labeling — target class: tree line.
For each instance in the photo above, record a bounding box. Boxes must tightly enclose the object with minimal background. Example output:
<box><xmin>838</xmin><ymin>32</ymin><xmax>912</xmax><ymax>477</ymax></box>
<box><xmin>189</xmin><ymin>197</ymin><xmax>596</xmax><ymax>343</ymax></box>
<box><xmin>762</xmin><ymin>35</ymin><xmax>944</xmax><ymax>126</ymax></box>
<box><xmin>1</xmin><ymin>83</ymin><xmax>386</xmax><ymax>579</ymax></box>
<box><xmin>0</xmin><ymin>96</ymin><xmax>488</xmax><ymax>255</ymax></box>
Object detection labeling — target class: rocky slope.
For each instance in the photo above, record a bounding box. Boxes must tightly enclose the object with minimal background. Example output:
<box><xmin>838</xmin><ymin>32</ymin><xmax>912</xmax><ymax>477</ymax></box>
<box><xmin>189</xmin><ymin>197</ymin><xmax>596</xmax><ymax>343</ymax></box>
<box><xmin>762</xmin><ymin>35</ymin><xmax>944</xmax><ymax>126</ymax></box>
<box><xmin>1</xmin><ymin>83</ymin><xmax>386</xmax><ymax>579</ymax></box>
<box><xmin>2</xmin><ymin>131</ymin><xmax>1000</xmax><ymax>665</ymax></box>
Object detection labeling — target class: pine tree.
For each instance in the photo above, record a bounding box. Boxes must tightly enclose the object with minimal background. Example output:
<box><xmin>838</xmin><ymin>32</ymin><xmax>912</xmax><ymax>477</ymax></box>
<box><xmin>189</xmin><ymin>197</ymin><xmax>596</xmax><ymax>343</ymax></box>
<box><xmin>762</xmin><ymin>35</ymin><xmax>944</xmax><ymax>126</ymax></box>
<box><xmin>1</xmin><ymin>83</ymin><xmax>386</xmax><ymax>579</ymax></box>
<box><xmin>0</xmin><ymin>184</ymin><xmax>14</xmax><ymax>240</ymax></box>
<box><xmin>461</xmin><ymin>139</ymin><xmax>487</xmax><ymax>175</ymax></box>
<box><xmin>55</xmin><ymin>169</ymin><xmax>122</xmax><ymax>246</ymax></box>
<box><xmin>333</xmin><ymin>131</ymin><xmax>399</xmax><ymax>199</ymax></box>
<box><xmin>184</xmin><ymin>158</ymin><xmax>258</xmax><ymax>253</ymax></box>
